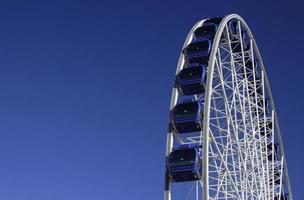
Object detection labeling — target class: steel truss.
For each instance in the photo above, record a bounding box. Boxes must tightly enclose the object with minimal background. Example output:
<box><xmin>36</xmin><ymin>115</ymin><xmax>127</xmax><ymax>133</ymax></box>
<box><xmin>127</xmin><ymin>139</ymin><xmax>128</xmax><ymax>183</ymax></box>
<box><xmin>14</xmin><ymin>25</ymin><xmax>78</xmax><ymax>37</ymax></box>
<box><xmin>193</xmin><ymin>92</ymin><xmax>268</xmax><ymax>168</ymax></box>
<box><xmin>164</xmin><ymin>14</ymin><xmax>293</xmax><ymax>200</ymax></box>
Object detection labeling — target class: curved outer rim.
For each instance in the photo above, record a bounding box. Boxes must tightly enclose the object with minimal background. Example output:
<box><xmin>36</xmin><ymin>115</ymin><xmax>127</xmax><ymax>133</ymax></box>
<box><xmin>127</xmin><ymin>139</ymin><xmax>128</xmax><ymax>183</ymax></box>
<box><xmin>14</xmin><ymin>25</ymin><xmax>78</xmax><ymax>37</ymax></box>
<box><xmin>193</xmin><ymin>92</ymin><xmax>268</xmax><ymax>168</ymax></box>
<box><xmin>165</xmin><ymin>19</ymin><xmax>206</xmax><ymax>200</ymax></box>
<box><xmin>165</xmin><ymin>14</ymin><xmax>293</xmax><ymax>200</ymax></box>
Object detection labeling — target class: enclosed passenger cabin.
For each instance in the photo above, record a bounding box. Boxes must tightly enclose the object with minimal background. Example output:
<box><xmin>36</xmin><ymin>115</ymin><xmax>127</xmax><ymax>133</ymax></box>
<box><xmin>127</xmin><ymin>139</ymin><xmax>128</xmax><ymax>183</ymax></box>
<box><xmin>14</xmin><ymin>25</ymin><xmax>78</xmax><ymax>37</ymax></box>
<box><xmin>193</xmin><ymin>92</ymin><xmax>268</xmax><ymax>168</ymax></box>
<box><xmin>193</xmin><ymin>17</ymin><xmax>222</xmax><ymax>40</ymax></box>
<box><xmin>183</xmin><ymin>40</ymin><xmax>212</xmax><ymax>65</ymax></box>
<box><xmin>183</xmin><ymin>17</ymin><xmax>223</xmax><ymax>65</ymax></box>
<box><xmin>167</xmin><ymin>145</ymin><xmax>202</xmax><ymax>182</ymax></box>
<box><xmin>170</xmin><ymin>101</ymin><xmax>203</xmax><ymax>133</ymax></box>
<box><xmin>194</xmin><ymin>23</ymin><xmax>217</xmax><ymax>40</ymax></box>
<box><xmin>176</xmin><ymin>64</ymin><xmax>207</xmax><ymax>95</ymax></box>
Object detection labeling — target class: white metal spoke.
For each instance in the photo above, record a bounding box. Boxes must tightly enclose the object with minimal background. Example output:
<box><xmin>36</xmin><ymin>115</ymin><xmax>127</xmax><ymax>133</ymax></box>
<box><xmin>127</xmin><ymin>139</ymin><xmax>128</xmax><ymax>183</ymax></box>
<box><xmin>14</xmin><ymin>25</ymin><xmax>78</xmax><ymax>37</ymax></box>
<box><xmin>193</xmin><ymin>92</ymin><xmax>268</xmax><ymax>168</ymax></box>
<box><xmin>165</xmin><ymin>14</ymin><xmax>293</xmax><ymax>200</ymax></box>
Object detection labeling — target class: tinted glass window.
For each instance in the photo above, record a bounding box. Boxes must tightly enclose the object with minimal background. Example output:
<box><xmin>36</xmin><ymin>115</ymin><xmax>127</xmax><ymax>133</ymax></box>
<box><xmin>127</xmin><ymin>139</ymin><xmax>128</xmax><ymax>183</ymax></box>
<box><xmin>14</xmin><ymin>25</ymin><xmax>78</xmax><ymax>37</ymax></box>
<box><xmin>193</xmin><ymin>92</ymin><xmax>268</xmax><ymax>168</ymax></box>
<box><xmin>178</xmin><ymin>67</ymin><xmax>203</xmax><ymax>81</ymax></box>
<box><xmin>186</xmin><ymin>41</ymin><xmax>210</xmax><ymax>55</ymax></box>
<box><xmin>173</xmin><ymin>102</ymin><xmax>199</xmax><ymax>118</ymax></box>
<box><xmin>169</xmin><ymin>148</ymin><xmax>196</xmax><ymax>165</ymax></box>
<box><xmin>194</xmin><ymin>24</ymin><xmax>216</xmax><ymax>38</ymax></box>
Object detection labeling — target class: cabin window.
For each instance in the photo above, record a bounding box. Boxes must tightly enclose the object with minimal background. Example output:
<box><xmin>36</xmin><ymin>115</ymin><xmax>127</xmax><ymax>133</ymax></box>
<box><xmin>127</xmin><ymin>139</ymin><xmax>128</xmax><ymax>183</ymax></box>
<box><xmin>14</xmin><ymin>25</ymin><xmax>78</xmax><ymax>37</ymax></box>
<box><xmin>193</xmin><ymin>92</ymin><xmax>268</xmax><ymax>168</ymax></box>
<box><xmin>169</xmin><ymin>149</ymin><xmax>196</xmax><ymax>165</ymax></box>
<box><xmin>172</xmin><ymin>102</ymin><xmax>199</xmax><ymax>118</ymax></box>
<box><xmin>178</xmin><ymin>67</ymin><xmax>203</xmax><ymax>81</ymax></box>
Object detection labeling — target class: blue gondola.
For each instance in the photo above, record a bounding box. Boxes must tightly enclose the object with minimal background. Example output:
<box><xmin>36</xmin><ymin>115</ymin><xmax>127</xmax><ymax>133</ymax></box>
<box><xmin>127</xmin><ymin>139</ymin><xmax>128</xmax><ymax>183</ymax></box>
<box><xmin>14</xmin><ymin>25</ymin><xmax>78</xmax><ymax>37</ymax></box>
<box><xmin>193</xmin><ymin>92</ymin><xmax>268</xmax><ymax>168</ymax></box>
<box><xmin>193</xmin><ymin>17</ymin><xmax>222</xmax><ymax>40</ymax></box>
<box><xmin>167</xmin><ymin>145</ymin><xmax>202</xmax><ymax>182</ymax></box>
<box><xmin>183</xmin><ymin>18</ymin><xmax>223</xmax><ymax>65</ymax></box>
<box><xmin>183</xmin><ymin>40</ymin><xmax>212</xmax><ymax>65</ymax></box>
<box><xmin>193</xmin><ymin>23</ymin><xmax>217</xmax><ymax>40</ymax></box>
<box><xmin>170</xmin><ymin>101</ymin><xmax>203</xmax><ymax>133</ymax></box>
<box><xmin>176</xmin><ymin>64</ymin><xmax>207</xmax><ymax>95</ymax></box>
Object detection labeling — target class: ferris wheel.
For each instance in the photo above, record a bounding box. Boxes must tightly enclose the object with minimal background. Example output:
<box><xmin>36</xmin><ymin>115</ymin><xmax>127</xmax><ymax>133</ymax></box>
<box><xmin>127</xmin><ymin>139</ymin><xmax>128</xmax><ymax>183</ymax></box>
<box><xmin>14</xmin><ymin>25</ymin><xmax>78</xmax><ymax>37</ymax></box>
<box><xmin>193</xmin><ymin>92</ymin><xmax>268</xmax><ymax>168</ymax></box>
<box><xmin>164</xmin><ymin>14</ymin><xmax>293</xmax><ymax>200</ymax></box>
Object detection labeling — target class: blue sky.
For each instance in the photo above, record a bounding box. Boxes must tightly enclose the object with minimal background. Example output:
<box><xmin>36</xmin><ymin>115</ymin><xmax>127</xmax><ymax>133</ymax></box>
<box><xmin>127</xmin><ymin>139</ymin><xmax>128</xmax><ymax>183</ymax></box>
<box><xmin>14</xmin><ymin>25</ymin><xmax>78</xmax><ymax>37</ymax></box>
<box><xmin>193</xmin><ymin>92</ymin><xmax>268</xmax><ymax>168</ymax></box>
<box><xmin>0</xmin><ymin>0</ymin><xmax>302</xmax><ymax>199</ymax></box>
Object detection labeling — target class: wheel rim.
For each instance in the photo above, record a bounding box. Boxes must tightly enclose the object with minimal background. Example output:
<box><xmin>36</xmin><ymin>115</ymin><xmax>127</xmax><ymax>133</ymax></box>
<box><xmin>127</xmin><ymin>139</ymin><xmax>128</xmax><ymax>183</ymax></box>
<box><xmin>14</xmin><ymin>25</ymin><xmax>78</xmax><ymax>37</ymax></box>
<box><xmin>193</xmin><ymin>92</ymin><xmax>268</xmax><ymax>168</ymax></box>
<box><xmin>165</xmin><ymin>14</ymin><xmax>293</xmax><ymax>200</ymax></box>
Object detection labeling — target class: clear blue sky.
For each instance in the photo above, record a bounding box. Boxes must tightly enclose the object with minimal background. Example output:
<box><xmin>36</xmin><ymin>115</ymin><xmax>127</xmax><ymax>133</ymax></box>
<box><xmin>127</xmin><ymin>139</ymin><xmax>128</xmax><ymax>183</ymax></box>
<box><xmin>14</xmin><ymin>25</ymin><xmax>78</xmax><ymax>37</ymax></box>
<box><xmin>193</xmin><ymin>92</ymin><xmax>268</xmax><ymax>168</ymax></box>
<box><xmin>0</xmin><ymin>0</ymin><xmax>302</xmax><ymax>199</ymax></box>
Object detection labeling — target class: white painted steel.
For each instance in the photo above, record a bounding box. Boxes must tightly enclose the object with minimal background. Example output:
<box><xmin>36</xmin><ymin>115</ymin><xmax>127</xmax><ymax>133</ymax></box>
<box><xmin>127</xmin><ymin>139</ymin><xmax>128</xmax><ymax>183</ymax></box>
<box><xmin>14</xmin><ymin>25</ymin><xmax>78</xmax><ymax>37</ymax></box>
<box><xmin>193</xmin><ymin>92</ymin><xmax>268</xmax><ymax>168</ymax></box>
<box><xmin>165</xmin><ymin>14</ymin><xmax>292</xmax><ymax>200</ymax></box>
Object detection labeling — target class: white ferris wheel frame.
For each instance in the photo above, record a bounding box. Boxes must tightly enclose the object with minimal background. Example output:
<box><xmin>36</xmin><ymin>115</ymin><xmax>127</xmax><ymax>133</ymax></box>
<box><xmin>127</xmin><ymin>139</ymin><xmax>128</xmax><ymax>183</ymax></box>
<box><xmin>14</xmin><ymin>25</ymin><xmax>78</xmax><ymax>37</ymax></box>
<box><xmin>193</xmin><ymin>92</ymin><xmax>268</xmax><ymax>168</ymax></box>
<box><xmin>165</xmin><ymin>14</ymin><xmax>293</xmax><ymax>200</ymax></box>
